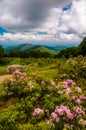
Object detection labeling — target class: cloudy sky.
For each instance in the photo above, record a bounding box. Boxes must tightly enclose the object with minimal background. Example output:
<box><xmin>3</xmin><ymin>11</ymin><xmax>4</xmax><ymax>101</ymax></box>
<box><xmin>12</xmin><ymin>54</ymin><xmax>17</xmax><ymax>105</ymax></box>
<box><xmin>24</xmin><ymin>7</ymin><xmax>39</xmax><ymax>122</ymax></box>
<box><xmin>0</xmin><ymin>0</ymin><xmax>86</xmax><ymax>46</ymax></box>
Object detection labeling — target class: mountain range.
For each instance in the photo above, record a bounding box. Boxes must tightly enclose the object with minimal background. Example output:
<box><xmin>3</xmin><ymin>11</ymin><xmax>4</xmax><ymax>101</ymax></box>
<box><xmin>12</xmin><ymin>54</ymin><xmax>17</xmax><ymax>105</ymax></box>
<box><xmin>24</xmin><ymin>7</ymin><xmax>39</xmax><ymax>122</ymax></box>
<box><xmin>4</xmin><ymin>43</ymin><xmax>69</xmax><ymax>53</ymax></box>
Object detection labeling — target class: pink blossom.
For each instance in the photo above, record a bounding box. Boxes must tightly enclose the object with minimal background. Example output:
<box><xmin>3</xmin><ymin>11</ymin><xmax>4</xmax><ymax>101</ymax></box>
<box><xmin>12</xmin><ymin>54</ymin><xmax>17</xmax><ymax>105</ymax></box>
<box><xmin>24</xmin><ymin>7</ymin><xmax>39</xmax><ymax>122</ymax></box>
<box><xmin>66</xmin><ymin>112</ymin><xmax>74</xmax><ymax>119</ymax></box>
<box><xmin>80</xmin><ymin>95</ymin><xmax>86</xmax><ymax>100</ymax></box>
<box><xmin>33</xmin><ymin>108</ymin><xmax>44</xmax><ymax>116</ymax></box>
<box><xmin>76</xmin><ymin>87</ymin><xmax>82</xmax><ymax>93</ymax></box>
<box><xmin>63</xmin><ymin>79</ymin><xmax>76</xmax><ymax>88</ymax></box>
<box><xmin>63</xmin><ymin>85</ymin><xmax>69</xmax><ymax>89</ymax></box>
<box><xmin>46</xmin><ymin>119</ymin><xmax>53</xmax><ymax>124</ymax></box>
<box><xmin>51</xmin><ymin>112</ymin><xmax>58</xmax><ymax>119</ymax></box>
<box><xmin>74</xmin><ymin>107</ymin><xmax>82</xmax><ymax>113</ymax></box>
<box><xmin>56</xmin><ymin>117</ymin><xmax>60</xmax><ymax>122</ymax></box>
<box><xmin>63</xmin><ymin>81</ymin><xmax>69</xmax><ymax>89</ymax></box>
<box><xmin>55</xmin><ymin>105</ymin><xmax>69</xmax><ymax>116</ymax></box>
<box><xmin>79</xmin><ymin>118</ymin><xmax>83</xmax><ymax>123</ymax></box>
<box><xmin>74</xmin><ymin>107</ymin><xmax>85</xmax><ymax>115</ymax></box>
<box><xmin>65</xmin><ymin>88</ymin><xmax>72</xmax><ymax>96</ymax></box>
<box><xmin>55</xmin><ymin>106</ymin><xmax>64</xmax><ymax>115</ymax></box>
<box><xmin>76</xmin><ymin>99</ymin><xmax>81</xmax><ymax>104</ymax></box>
<box><xmin>63</xmin><ymin>81</ymin><xmax>67</xmax><ymax>86</ymax></box>
<box><xmin>66</xmin><ymin>79</ymin><xmax>76</xmax><ymax>86</ymax></box>
<box><xmin>13</xmin><ymin>69</ymin><xmax>22</xmax><ymax>76</ymax></box>
<box><xmin>72</xmin><ymin>96</ymin><xmax>76</xmax><ymax>100</ymax></box>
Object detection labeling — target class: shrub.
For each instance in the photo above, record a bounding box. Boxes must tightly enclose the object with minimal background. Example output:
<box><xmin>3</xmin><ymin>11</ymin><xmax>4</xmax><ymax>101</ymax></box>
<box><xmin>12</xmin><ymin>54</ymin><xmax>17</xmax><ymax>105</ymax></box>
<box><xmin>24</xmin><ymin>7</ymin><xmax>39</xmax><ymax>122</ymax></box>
<box><xmin>59</xmin><ymin>56</ymin><xmax>86</xmax><ymax>81</ymax></box>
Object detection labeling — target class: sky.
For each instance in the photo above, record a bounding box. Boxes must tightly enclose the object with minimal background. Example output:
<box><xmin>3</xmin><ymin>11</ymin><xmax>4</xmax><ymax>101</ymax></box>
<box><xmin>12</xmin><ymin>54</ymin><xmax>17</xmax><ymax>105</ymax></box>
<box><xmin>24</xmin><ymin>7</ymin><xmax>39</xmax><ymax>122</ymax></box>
<box><xmin>0</xmin><ymin>0</ymin><xmax>86</xmax><ymax>46</ymax></box>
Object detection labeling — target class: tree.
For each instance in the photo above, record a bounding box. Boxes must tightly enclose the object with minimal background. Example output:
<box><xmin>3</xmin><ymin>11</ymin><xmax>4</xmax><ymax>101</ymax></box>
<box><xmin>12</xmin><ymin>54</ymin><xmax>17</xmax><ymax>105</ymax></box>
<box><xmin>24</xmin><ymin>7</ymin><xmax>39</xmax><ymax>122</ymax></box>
<box><xmin>9</xmin><ymin>50</ymin><xmax>20</xmax><ymax>57</ymax></box>
<box><xmin>0</xmin><ymin>45</ymin><xmax>4</xmax><ymax>58</ymax></box>
<box><xmin>77</xmin><ymin>37</ymin><xmax>86</xmax><ymax>56</ymax></box>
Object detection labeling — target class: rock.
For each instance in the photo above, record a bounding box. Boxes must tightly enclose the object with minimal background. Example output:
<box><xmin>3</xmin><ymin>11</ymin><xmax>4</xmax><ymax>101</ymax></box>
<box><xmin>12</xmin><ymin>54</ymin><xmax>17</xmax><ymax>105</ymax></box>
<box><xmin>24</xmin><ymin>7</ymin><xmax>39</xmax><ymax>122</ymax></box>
<box><xmin>6</xmin><ymin>64</ymin><xmax>26</xmax><ymax>74</ymax></box>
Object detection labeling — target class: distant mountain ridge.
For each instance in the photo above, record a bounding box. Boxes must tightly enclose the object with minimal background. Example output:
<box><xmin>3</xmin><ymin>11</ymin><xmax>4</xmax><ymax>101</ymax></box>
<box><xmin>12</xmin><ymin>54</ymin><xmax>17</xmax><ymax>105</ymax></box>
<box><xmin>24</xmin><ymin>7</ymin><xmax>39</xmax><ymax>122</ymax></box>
<box><xmin>4</xmin><ymin>43</ymin><xmax>68</xmax><ymax>53</ymax></box>
<box><xmin>5</xmin><ymin>43</ymin><xmax>33</xmax><ymax>52</ymax></box>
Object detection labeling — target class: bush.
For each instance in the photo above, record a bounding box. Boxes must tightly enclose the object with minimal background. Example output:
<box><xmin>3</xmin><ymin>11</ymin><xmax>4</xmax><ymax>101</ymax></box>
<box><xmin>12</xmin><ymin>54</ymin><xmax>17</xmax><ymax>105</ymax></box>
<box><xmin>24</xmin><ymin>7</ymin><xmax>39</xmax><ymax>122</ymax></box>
<box><xmin>58</xmin><ymin>56</ymin><xmax>86</xmax><ymax>81</ymax></box>
<box><xmin>1</xmin><ymin>66</ymin><xmax>86</xmax><ymax>130</ymax></box>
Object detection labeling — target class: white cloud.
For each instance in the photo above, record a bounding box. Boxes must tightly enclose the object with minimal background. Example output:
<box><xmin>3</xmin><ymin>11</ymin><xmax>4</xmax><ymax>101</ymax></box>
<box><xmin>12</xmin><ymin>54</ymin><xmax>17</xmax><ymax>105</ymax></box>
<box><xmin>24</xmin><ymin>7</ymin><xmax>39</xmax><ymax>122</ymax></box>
<box><xmin>0</xmin><ymin>32</ymin><xmax>57</xmax><ymax>42</ymax></box>
<box><xmin>61</xmin><ymin>0</ymin><xmax>86</xmax><ymax>34</ymax></box>
<box><xmin>47</xmin><ymin>0</ymin><xmax>86</xmax><ymax>42</ymax></box>
<box><xmin>0</xmin><ymin>0</ymin><xmax>86</xmax><ymax>44</ymax></box>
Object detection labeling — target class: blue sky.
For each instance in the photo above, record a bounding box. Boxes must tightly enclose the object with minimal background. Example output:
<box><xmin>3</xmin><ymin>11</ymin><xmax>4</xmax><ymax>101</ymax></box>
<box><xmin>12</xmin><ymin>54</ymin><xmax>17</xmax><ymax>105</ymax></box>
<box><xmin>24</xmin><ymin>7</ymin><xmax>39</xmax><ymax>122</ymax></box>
<box><xmin>0</xmin><ymin>27</ymin><xmax>8</xmax><ymax>35</ymax></box>
<box><xmin>0</xmin><ymin>0</ymin><xmax>86</xmax><ymax>46</ymax></box>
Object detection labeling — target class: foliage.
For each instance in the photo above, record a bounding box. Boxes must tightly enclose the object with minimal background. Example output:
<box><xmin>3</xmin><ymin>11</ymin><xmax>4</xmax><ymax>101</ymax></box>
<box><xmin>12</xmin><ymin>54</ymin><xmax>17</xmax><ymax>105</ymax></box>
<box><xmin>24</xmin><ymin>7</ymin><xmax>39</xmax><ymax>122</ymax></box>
<box><xmin>57</xmin><ymin>37</ymin><xmax>86</xmax><ymax>58</ymax></box>
<box><xmin>0</xmin><ymin>56</ymin><xmax>86</xmax><ymax>129</ymax></box>
<box><xmin>58</xmin><ymin>56</ymin><xmax>86</xmax><ymax>81</ymax></box>
<box><xmin>56</xmin><ymin>47</ymin><xmax>77</xmax><ymax>58</ymax></box>
<box><xmin>0</xmin><ymin>45</ymin><xmax>4</xmax><ymax>58</ymax></box>
<box><xmin>0</xmin><ymin>67</ymin><xmax>86</xmax><ymax>130</ymax></box>
<box><xmin>78</xmin><ymin>37</ymin><xmax>86</xmax><ymax>56</ymax></box>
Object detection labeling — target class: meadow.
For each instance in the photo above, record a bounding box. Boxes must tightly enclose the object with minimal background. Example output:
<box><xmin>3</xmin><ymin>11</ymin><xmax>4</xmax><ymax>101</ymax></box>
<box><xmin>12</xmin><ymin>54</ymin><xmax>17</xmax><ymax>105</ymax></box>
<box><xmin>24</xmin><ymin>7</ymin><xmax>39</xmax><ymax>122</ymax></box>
<box><xmin>0</xmin><ymin>56</ymin><xmax>86</xmax><ymax>130</ymax></box>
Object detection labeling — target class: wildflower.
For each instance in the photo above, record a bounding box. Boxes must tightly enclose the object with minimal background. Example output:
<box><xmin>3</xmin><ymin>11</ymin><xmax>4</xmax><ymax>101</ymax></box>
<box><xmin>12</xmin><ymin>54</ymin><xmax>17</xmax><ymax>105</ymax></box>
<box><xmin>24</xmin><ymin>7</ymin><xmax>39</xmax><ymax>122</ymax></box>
<box><xmin>13</xmin><ymin>69</ymin><xmax>22</xmax><ymax>76</ymax></box>
<box><xmin>51</xmin><ymin>112</ymin><xmax>58</xmax><ymax>119</ymax></box>
<box><xmin>55</xmin><ymin>106</ymin><xmax>64</xmax><ymax>115</ymax></box>
<box><xmin>74</xmin><ymin>107</ymin><xmax>85</xmax><ymax>115</ymax></box>
<box><xmin>80</xmin><ymin>95</ymin><xmax>86</xmax><ymax>100</ymax></box>
<box><xmin>33</xmin><ymin>108</ymin><xmax>44</xmax><ymax>116</ymax></box>
<box><xmin>63</xmin><ymin>81</ymin><xmax>69</xmax><ymax>89</ymax></box>
<box><xmin>76</xmin><ymin>99</ymin><xmax>81</xmax><ymax>104</ymax></box>
<box><xmin>56</xmin><ymin>117</ymin><xmax>60</xmax><ymax>122</ymax></box>
<box><xmin>66</xmin><ymin>112</ymin><xmax>74</xmax><ymax>119</ymax></box>
<box><xmin>76</xmin><ymin>87</ymin><xmax>82</xmax><ymax>93</ymax></box>
<box><xmin>66</xmin><ymin>79</ymin><xmax>76</xmax><ymax>86</ymax></box>
<box><xmin>46</xmin><ymin>119</ymin><xmax>53</xmax><ymax>124</ymax></box>
<box><xmin>65</xmin><ymin>88</ymin><xmax>72</xmax><ymax>96</ymax></box>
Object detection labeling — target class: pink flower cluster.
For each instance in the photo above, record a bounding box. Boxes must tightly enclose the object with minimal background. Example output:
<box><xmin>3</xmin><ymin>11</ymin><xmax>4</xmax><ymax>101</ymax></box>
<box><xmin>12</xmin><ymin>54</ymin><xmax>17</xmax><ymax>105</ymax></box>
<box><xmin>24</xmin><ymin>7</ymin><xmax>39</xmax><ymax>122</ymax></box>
<box><xmin>55</xmin><ymin>105</ymin><xmax>74</xmax><ymax>120</ymax></box>
<box><xmin>74</xmin><ymin>107</ymin><xmax>85</xmax><ymax>116</ymax></box>
<box><xmin>75</xmin><ymin>87</ymin><xmax>82</xmax><ymax>93</ymax></box>
<box><xmin>10</xmin><ymin>70</ymin><xmax>28</xmax><ymax>85</ymax></box>
<box><xmin>51</xmin><ymin>112</ymin><xmax>60</xmax><ymax>122</ymax></box>
<box><xmin>33</xmin><ymin>108</ymin><xmax>44</xmax><ymax>116</ymax></box>
<box><xmin>80</xmin><ymin>95</ymin><xmax>86</xmax><ymax>100</ymax></box>
<box><xmin>63</xmin><ymin>79</ymin><xmax>76</xmax><ymax>89</ymax></box>
<box><xmin>13</xmin><ymin>69</ymin><xmax>22</xmax><ymax>76</ymax></box>
<box><xmin>32</xmin><ymin>79</ymin><xmax>86</xmax><ymax>129</ymax></box>
<box><xmin>65</xmin><ymin>88</ymin><xmax>72</xmax><ymax>96</ymax></box>
<box><xmin>46</xmin><ymin>119</ymin><xmax>53</xmax><ymax>124</ymax></box>
<box><xmin>13</xmin><ymin>70</ymin><xmax>27</xmax><ymax>80</ymax></box>
<box><xmin>62</xmin><ymin>79</ymin><xmax>83</xmax><ymax>97</ymax></box>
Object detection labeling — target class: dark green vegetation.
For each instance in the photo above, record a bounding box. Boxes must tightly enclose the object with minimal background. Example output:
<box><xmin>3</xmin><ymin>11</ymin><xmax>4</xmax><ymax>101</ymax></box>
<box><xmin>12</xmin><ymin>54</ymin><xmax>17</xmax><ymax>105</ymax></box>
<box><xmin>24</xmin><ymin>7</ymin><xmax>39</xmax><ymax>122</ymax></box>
<box><xmin>0</xmin><ymin>45</ymin><xmax>4</xmax><ymax>58</ymax></box>
<box><xmin>56</xmin><ymin>37</ymin><xmax>86</xmax><ymax>58</ymax></box>
<box><xmin>3</xmin><ymin>43</ymin><xmax>68</xmax><ymax>58</ymax></box>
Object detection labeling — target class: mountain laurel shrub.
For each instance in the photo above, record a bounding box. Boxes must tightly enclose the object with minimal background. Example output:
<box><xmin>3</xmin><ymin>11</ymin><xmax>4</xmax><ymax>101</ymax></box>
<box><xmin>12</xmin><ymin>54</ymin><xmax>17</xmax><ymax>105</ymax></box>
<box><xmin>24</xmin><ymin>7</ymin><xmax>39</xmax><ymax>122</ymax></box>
<box><xmin>59</xmin><ymin>56</ymin><xmax>86</xmax><ymax>81</ymax></box>
<box><xmin>1</xmin><ymin>69</ymin><xmax>86</xmax><ymax>130</ymax></box>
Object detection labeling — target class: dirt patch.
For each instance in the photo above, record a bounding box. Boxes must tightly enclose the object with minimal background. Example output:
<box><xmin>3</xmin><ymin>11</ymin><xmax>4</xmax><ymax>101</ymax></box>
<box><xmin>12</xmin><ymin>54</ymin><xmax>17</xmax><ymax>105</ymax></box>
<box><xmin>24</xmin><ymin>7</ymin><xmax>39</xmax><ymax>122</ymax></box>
<box><xmin>0</xmin><ymin>75</ymin><xmax>12</xmax><ymax>84</ymax></box>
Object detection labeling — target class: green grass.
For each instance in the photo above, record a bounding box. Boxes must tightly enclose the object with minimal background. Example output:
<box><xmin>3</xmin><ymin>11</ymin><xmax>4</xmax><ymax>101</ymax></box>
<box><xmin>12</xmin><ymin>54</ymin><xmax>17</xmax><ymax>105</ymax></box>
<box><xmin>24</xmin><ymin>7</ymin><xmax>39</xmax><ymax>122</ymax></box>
<box><xmin>0</xmin><ymin>66</ymin><xmax>7</xmax><ymax>75</ymax></box>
